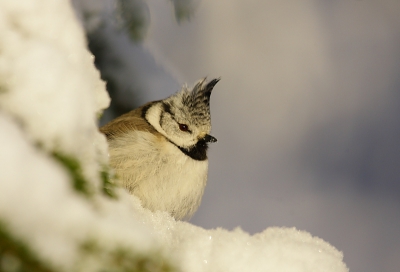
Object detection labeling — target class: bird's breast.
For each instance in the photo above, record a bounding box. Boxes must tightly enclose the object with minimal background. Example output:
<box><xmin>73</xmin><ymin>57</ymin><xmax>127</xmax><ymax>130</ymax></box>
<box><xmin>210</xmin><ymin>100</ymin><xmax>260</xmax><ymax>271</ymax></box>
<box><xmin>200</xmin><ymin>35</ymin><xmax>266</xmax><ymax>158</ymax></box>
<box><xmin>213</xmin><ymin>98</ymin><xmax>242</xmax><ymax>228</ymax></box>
<box><xmin>108</xmin><ymin>130</ymin><xmax>209</xmax><ymax>219</ymax></box>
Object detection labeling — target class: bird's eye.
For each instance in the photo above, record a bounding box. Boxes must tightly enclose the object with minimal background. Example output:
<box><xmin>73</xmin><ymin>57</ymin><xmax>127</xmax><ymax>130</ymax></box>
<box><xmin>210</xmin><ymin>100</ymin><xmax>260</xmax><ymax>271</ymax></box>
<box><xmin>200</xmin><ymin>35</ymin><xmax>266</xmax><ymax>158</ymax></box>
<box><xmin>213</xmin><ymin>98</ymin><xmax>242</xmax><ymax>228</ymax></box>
<box><xmin>178</xmin><ymin>123</ymin><xmax>189</xmax><ymax>131</ymax></box>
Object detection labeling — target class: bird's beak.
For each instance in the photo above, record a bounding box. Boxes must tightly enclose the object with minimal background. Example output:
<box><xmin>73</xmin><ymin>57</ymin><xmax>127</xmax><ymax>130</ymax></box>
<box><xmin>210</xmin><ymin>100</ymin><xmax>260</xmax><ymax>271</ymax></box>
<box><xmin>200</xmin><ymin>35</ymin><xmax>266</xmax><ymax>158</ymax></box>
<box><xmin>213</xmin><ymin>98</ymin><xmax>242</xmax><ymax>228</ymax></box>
<box><xmin>204</xmin><ymin>134</ymin><xmax>217</xmax><ymax>143</ymax></box>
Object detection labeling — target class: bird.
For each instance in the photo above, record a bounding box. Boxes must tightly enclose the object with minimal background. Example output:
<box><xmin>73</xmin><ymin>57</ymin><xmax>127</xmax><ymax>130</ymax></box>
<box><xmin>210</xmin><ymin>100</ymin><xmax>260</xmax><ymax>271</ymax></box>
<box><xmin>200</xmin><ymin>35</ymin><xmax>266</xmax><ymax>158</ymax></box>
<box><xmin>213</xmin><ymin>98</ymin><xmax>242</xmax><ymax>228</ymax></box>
<box><xmin>100</xmin><ymin>78</ymin><xmax>220</xmax><ymax>220</ymax></box>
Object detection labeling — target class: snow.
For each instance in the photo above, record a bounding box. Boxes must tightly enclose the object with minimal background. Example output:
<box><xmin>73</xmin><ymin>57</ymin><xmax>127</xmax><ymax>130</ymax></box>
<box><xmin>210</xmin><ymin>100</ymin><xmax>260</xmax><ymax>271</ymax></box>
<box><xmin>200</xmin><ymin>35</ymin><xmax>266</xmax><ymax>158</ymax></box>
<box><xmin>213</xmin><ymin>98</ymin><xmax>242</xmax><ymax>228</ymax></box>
<box><xmin>0</xmin><ymin>0</ymin><xmax>348</xmax><ymax>271</ymax></box>
<box><xmin>146</xmin><ymin>220</ymin><xmax>348</xmax><ymax>272</ymax></box>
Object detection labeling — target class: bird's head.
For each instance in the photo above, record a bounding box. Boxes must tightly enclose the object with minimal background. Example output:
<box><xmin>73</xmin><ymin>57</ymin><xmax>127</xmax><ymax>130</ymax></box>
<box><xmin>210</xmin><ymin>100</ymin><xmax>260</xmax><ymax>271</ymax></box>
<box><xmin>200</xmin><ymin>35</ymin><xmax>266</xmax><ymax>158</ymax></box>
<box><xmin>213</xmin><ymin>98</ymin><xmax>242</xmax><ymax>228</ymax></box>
<box><xmin>145</xmin><ymin>78</ymin><xmax>219</xmax><ymax>158</ymax></box>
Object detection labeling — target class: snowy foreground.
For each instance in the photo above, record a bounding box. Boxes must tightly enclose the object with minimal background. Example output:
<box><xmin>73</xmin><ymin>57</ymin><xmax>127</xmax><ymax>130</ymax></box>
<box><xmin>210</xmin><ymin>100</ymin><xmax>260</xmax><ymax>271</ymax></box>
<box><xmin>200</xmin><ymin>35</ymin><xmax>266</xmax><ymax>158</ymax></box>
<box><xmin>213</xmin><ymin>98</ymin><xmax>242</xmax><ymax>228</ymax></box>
<box><xmin>0</xmin><ymin>1</ymin><xmax>348</xmax><ymax>271</ymax></box>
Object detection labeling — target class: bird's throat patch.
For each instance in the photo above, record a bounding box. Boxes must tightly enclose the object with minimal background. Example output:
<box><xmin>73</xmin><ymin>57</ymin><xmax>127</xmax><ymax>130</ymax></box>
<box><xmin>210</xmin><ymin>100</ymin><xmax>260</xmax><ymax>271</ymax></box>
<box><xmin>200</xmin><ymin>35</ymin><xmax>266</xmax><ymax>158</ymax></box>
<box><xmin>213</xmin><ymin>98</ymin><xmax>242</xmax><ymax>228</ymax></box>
<box><xmin>177</xmin><ymin>140</ymin><xmax>208</xmax><ymax>161</ymax></box>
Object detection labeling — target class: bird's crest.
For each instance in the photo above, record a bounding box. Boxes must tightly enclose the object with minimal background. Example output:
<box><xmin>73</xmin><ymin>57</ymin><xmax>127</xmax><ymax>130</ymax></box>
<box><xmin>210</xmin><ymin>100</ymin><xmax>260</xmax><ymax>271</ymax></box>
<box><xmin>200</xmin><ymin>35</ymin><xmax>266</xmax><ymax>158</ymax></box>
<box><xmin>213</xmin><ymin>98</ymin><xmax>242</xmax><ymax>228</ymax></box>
<box><xmin>174</xmin><ymin>78</ymin><xmax>220</xmax><ymax>126</ymax></box>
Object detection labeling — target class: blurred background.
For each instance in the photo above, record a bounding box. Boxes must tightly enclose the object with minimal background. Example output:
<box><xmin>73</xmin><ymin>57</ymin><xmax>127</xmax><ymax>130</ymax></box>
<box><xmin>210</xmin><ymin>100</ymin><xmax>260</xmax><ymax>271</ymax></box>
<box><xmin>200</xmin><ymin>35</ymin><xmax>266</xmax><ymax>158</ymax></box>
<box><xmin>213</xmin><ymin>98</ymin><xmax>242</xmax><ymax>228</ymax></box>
<box><xmin>72</xmin><ymin>0</ymin><xmax>400</xmax><ymax>271</ymax></box>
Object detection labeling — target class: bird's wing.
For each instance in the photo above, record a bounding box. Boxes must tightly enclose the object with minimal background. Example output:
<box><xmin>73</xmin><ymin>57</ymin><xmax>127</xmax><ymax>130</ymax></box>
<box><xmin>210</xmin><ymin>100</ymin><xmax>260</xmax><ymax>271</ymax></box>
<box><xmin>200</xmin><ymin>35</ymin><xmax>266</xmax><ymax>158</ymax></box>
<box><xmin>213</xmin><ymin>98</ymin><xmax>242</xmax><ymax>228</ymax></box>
<box><xmin>100</xmin><ymin>103</ymin><xmax>160</xmax><ymax>140</ymax></box>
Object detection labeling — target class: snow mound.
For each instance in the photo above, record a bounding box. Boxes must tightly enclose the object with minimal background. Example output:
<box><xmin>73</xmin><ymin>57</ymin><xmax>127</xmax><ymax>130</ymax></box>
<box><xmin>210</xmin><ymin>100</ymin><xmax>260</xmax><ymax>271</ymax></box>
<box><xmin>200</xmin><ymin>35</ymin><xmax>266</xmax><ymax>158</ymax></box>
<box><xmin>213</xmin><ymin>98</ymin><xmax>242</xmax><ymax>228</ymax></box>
<box><xmin>138</xmin><ymin>205</ymin><xmax>348</xmax><ymax>272</ymax></box>
<box><xmin>0</xmin><ymin>0</ymin><xmax>349</xmax><ymax>271</ymax></box>
<box><xmin>0</xmin><ymin>0</ymin><xmax>109</xmax><ymax>190</ymax></box>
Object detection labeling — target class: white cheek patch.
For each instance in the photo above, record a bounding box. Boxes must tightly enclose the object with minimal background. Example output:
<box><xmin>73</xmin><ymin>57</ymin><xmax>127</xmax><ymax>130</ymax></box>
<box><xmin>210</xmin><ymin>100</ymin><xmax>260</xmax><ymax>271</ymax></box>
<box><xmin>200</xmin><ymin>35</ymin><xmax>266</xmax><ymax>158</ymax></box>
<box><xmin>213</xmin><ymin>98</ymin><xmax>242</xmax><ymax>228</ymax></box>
<box><xmin>146</xmin><ymin>103</ymin><xmax>190</xmax><ymax>148</ymax></box>
<box><xmin>146</xmin><ymin>102</ymin><xmax>207</xmax><ymax>149</ymax></box>
<box><xmin>145</xmin><ymin>104</ymin><xmax>168</xmax><ymax>137</ymax></box>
